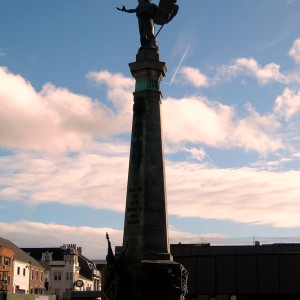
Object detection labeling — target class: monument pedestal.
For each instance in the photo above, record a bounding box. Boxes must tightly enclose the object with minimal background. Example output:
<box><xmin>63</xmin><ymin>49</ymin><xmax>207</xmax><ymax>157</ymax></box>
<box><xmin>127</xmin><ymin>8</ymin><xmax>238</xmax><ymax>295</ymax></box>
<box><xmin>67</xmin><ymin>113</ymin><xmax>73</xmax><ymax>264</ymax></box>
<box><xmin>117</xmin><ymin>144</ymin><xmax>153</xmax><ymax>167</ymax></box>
<box><xmin>112</xmin><ymin>260</ymin><xmax>187</xmax><ymax>300</ymax></box>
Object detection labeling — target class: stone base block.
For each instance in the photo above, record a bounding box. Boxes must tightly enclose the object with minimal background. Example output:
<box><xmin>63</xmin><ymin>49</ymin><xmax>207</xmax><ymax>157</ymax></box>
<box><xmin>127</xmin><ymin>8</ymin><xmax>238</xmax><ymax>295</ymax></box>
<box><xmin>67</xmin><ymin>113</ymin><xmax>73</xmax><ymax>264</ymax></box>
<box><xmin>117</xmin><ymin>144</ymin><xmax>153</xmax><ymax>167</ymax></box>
<box><xmin>104</xmin><ymin>260</ymin><xmax>188</xmax><ymax>300</ymax></box>
<box><xmin>138</xmin><ymin>260</ymin><xmax>188</xmax><ymax>299</ymax></box>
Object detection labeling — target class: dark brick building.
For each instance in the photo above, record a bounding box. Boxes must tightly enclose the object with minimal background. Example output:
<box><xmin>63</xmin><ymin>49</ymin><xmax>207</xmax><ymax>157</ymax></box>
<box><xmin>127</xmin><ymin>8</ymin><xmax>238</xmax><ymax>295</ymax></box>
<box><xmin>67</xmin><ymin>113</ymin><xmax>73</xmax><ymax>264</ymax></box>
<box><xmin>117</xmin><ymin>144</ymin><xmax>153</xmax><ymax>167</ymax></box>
<box><xmin>171</xmin><ymin>243</ymin><xmax>300</xmax><ymax>300</ymax></box>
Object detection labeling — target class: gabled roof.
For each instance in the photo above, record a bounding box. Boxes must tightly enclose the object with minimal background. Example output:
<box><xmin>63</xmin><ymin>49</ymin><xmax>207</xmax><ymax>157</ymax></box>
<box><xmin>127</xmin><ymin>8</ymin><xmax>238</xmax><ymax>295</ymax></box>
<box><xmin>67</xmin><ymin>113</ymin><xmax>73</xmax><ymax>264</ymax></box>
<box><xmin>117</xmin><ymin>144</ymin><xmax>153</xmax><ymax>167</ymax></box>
<box><xmin>22</xmin><ymin>247</ymin><xmax>66</xmax><ymax>261</ymax></box>
<box><xmin>20</xmin><ymin>246</ymin><xmax>98</xmax><ymax>280</ymax></box>
<box><xmin>0</xmin><ymin>237</ymin><xmax>43</xmax><ymax>269</ymax></box>
<box><xmin>78</xmin><ymin>254</ymin><xmax>95</xmax><ymax>280</ymax></box>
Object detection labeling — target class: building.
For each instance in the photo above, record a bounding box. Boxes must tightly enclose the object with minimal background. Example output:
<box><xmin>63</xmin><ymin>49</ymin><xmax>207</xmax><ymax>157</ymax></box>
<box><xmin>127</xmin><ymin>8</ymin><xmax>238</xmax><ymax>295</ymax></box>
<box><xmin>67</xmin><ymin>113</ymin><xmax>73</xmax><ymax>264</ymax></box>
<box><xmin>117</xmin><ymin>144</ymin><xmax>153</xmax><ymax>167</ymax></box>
<box><xmin>23</xmin><ymin>244</ymin><xmax>101</xmax><ymax>300</ymax></box>
<box><xmin>0</xmin><ymin>237</ymin><xmax>46</xmax><ymax>295</ymax></box>
<box><xmin>0</xmin><ymin>244</ymin><xmax>14</xmax><ymax>295</ymax></box>
<box><xmin>77</xmin><ymin>253</ymin><xmax>101</xmax><ymax>292</ymax></box>
<box><xmin>171</xmin><ymin>243</ymin><xmax>300</xmax><ymax>300</ymax></box>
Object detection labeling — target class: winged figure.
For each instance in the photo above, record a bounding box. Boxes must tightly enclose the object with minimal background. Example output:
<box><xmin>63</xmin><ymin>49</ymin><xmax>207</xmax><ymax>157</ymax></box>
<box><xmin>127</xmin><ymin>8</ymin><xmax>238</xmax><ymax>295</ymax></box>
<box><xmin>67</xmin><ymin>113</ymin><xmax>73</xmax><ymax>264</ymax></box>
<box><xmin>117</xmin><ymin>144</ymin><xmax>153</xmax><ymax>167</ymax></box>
<box><xmin>154</xmin><ymin>0</ymin><xmax>179</xmax><ymax>25</ymax></box>
<box><xmin>117</xmin><ymin>0</ymin><xmax>179</xmax><ymax>51</ymax></box>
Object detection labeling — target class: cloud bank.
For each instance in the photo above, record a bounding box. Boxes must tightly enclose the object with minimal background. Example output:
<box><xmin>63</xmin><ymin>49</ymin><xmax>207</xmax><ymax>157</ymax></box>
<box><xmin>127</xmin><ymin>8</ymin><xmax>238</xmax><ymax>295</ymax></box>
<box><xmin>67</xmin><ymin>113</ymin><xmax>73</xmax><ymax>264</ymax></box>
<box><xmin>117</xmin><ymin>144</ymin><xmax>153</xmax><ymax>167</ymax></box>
<box><xmin>0</xmin><ymin>221</ymin><xmax>223</xmax><ymax>259</ymax></box>
<box><xmin>0</xmin><ymin>67</ymin><xmax>132</xmax><ymax>152</ymax></box>
<box><xmin>1</xmin><ymin>151</ymin><xmax>300</xmax><ymax>228</ymax></box>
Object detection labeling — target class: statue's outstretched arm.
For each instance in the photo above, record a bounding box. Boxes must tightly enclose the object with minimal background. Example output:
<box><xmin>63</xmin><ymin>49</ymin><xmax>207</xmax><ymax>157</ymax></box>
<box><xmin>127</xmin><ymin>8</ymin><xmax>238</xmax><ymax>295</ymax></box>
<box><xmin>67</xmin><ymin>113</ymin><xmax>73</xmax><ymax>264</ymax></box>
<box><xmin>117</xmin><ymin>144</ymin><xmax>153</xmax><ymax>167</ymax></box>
<box><xmin>116</xmin><ymin>6</ymin><xmax>137</xmax><ymax>13</ymax></box>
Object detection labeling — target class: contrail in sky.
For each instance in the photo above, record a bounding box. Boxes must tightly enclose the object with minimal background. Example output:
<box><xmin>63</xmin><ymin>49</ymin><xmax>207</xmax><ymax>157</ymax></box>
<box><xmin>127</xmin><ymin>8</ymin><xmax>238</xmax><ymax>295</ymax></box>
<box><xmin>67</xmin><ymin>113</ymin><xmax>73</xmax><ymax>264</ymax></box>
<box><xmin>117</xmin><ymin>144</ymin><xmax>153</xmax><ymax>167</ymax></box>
<box><xmin>169</xmin><ymin>45</ymin><xmax>190</xmax><ymax>86</ymax></box>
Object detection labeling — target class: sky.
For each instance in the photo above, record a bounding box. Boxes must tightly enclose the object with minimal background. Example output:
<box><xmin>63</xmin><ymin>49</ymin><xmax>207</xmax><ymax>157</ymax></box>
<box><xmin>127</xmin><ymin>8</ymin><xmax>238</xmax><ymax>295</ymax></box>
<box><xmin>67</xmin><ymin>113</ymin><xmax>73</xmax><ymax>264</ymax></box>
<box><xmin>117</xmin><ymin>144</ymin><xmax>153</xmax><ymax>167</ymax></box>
<box><xmin>1</xmin><ymin>0</ymin><xmax>300</xmax><ymax>259</ymax></box>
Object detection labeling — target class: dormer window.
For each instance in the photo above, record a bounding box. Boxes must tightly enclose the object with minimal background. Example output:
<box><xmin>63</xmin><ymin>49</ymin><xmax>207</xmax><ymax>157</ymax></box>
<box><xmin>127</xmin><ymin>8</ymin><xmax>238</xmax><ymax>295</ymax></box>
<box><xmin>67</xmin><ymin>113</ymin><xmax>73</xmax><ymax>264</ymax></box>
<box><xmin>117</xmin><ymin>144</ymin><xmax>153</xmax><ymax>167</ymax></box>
<box><xmin>42</xmin><ymin>251</ymin><xmax>53</xmax><ymax>262</ymax></box>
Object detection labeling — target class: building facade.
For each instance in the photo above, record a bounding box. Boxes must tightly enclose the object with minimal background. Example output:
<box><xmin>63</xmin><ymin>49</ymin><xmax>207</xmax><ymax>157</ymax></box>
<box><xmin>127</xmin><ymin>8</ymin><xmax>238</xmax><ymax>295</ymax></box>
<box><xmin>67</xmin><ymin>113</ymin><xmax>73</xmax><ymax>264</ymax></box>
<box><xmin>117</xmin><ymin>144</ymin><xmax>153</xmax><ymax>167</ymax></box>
<box><xmin>28</xmin><ymin>262</ymin><xmax>45</xmax><ymax>294</ymax></box>
<box><xmin>0</xmin><ymin>245</ymin><xmax>14</xmax><ymax>295</ymax></box>
<box><xmin>13</xmin><ymin>260</ymin><xmax>30</xmax><ymax>294</ymax></box>
<box><xmin>171</xmin><ymin>243</ymin><xmax>300</xmax><ymax>300</ymax></box>
<box><xmin>23</xmin><ymin>244</ymin><xmax>101</xmax><ymax>300</ymax></box>
<box><xmin>0</xmin><ymin>237</ymin><xmax>46</xmax><ymax>296</ymax></box>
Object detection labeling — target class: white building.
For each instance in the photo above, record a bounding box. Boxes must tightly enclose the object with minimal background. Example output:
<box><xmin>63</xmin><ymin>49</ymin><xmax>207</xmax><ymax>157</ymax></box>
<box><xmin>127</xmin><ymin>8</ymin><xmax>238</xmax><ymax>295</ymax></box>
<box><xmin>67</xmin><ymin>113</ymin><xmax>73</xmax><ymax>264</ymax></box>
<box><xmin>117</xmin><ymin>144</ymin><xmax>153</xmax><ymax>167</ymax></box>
<box><xmin>13</xmin><ymin>260</ymin><xmax>30</xmax><ymax>294</ymax></box>
<box><xmin>0</xmin><ymin>237</ymin><xmax>46</xmax><ymax>295</ymax></box>
<box><xmin>23</xmin><ymin>244</ymin><xmax>101</xmax><ymax>300</ymax></box>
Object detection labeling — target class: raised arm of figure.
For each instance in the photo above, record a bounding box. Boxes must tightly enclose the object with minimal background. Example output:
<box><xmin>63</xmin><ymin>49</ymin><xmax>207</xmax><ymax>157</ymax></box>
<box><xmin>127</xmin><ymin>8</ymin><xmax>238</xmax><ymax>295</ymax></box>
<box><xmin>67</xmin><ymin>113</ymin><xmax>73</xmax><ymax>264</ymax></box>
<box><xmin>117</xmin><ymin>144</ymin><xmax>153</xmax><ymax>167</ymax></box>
<box><xmin>116</xmin><ymin>6</ymin><xmax>137</xmax><ymax>13</ymax></box>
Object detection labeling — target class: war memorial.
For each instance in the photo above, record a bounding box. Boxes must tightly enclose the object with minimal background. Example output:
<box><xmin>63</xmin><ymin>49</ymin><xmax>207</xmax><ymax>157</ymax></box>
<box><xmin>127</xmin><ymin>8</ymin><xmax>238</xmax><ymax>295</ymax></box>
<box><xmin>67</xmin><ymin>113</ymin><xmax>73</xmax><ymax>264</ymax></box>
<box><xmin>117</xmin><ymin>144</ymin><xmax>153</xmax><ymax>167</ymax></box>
<box><xmin>103</xmin><ymin>1</ymin><xmax>188</xmax><ymax>300</ymax></box>
<box><xmin>101</xmin><ymin>2</ymin><xmax>300</xmax><ymax>300</ymax></box>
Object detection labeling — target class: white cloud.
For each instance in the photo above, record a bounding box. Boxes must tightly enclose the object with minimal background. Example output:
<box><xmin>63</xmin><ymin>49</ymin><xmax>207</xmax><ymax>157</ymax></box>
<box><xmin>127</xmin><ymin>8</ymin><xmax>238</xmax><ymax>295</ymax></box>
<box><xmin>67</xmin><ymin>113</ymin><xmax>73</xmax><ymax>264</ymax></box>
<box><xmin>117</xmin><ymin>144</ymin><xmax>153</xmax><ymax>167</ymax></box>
<box><xmin>167</xmin><ymin>162</ymin><xmax>300</xmax><ymax>228</ymax></box>
<box><xmin>251</xmin><ymin>157</ymin><xmax>293</xmax><ymax>171</ymax></box>
<box><xmin>1</xmin><ymin>150</ymin><xmax>300</xmax><ymax>228</ymax></box>
<box><xmin>286</xmin><ymin>68</ymin><xmax>300</xmax><ymax>84</ymax></box>
<box><xmin>0</xmin><ymin>67</ymin><xmax>133</xmax><ymax>153</ymax></box>
<box><xmin>0</xmin><ymin>221</ymin><xmax>122</xmax><ymax>259</ymax></box>
<box><xmin>0</xmin><ymin>150</ymin><xmax>128</xmax><ymax>212</ymax></box>
<box><xmin>0</xmin><ymin>221</ymin><xmax>223</xmax><ymax>259</ymax></box>
<box><xmin>274</xmin><ymin>88</ymin><xmax>300</xmax><ymax>120</ymax></box>
<box><xmin>217</xmin><ymin>58</ymin><xmax>287</xmax><ymax>84</ymax></box>
<box><xmin>0</xmin><ymin>67</ymin><xmax>284</xmax><ymax>156</ymax></box>
<box><xmin>178</xmin><ymin>66</ymin><xmax>209</xmax><ymax>87</ymax></box>
<box><xmin>183</xmin><ymin>147</ymin><xmax>207</xmax><ymax>161</ymax></box>
<box><xmin>289</xmin><ymin>38</ymin><xmax>300</xmax><ymax>64</ymax></box>
<box><xmin>87</xmin><ymin>70</ymin><xmax>134</xmax><ymax>90</ymax></box>
<box><xmin>163</xmin><ymin>96</ymin><xmax>282</xmax><ymax>156</ymax></box>
<box><xmin>293</xmin><ymin>152</ymin><xmax>300</xmax><ymax>158</ymax></box>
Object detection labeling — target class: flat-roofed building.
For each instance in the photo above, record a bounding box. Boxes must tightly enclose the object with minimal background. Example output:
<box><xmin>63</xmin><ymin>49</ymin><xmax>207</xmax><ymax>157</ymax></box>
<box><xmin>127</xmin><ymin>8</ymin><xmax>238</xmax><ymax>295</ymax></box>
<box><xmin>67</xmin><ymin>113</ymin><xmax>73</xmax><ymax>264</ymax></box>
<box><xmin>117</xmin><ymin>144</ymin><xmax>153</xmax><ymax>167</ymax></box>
<box><xmin>171</xmin><ymin>243</ymin><xmax>300</xmax><ymax>300</ymax></box>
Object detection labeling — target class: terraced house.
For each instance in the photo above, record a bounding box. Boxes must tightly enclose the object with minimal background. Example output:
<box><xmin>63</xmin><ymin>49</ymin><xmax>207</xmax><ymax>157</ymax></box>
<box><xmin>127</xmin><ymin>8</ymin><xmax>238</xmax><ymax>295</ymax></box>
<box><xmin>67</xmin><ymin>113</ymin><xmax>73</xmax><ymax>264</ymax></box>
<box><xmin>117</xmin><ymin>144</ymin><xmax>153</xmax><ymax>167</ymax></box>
<box><xmin>0</xmin><ymin>237</ymin><xmax>45</xmax><ymax>295</ymax></box>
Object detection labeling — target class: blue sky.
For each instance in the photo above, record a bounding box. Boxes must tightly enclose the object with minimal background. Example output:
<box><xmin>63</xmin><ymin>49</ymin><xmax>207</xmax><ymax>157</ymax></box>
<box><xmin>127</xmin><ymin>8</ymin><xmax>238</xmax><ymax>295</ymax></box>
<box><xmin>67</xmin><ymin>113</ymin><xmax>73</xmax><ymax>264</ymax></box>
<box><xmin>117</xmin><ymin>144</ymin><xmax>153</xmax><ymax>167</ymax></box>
<box><xmin>1</xmin><ymin>0</ymin><xmax>300</xmax><ymax>259</ymax></box>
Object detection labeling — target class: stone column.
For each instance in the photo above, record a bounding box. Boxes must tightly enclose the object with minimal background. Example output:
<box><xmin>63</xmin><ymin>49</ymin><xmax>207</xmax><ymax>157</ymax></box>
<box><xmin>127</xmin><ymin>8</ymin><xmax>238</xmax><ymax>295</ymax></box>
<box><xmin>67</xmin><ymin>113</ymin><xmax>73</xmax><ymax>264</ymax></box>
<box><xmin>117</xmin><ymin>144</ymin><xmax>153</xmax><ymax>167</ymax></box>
<box><xmin>105</xmin><ymin>50</ymin><xmax>188</xmax><ymax>300</ymax></box>
<box><xmin>123</xmin><ymin>49</ymin><xmax>171</xmax><ymax>263</ymax></box>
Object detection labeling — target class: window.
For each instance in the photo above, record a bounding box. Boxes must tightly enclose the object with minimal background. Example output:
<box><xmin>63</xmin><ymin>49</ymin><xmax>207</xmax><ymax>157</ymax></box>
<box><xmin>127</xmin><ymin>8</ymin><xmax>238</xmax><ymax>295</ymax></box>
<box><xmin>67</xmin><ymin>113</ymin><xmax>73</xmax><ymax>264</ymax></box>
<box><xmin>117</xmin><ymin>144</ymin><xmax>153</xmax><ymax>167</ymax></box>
<box><xmin>42</xmin><ymin>252</ymin><xmax>53</xmax><ymax>262</ymax></box>
<box><xmin>0</xmin><ymin>256</ymin><xmax>2</xmax><ymax>264</ymax></box>
<box><xmin>23</xmin><ymin>268</ymin><xmax>26</xmax><ymax>276</ymax></box>
<box><xmin>66</xmin><ymin>272</ymin><xmax>73</xmax><ymax>281</ymax></box>
<box><xmin>17</xmin><ymin>267</ymin><xmax>20</xmax><ymax>275</ymax></box>
<box><xmin>31</xmin><ymin>270</ymin><xmax>34</xmax><ymax>280</ymax></box>
<box><xmin>1</xmin><ymin>275</ymin><xmax>10</xmax><ymax>285</ymax></box>
<box><xmin>40</xmin><ymin>272</ymin><xmax>43</xmax><ymax>281</ymax></box>
<box><xmin>36</xmin><ymin>270</ymin><xmax>39</xmax><ymax>280</ymax></box>
<box><xmin>4</xmin><ymin>257</ymin><xmax>11</xmax><ymax>266</ymax></box>
<box><xmin>54</xmin><ymin>271</ymin><xmax>62</xmax><ymax>281</ymax></box>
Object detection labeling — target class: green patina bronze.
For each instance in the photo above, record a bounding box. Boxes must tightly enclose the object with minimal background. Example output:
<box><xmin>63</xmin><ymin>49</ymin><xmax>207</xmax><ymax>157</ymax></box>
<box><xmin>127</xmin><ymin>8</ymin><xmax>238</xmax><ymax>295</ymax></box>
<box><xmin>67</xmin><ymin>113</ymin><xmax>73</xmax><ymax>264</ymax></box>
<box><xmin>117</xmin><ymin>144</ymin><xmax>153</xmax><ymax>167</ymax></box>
<box><xmin>135</xmin><ymin>78</ymin><xmax>159</xmax><ymax>91</ymax></box>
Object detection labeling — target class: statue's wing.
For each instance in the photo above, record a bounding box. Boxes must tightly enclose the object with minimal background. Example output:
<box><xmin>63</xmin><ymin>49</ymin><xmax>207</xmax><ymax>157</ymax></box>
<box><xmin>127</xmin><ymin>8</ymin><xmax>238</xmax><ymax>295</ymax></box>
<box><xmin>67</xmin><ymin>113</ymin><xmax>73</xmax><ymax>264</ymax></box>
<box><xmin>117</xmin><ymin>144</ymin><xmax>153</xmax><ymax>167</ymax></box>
<box><xmin>153</xmin><ymin>0</ymin><xmax>179</xmax><ymax>25</ymax></box>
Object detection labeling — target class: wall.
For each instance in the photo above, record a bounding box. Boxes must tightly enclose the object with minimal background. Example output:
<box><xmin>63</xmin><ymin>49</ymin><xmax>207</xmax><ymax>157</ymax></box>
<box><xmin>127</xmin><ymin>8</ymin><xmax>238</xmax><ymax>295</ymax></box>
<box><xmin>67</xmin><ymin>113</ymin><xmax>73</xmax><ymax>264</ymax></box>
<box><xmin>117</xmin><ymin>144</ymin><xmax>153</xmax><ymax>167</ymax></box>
<box><xmin>13</xmin><ymin>261</ymin><xmax>30</xmax><ymax>294</ymax></box>
<box><xmin>29</xmin><ymin>265</ymin><xmax>45</xmax><ymax>294</ymax></box>
<box><xmin>174</xmin><ymin>253</ymin><xmax>300</xmax><ymax>297</ymax></box>
<box><xmin>0</xmin><ymin>246</ymin><xmax>14</xmax><ymax>293</ymax></box>
<box><xmin>5</xmin><ymin>294</ymin><xmax>56</xmax><ymax>300</ymax></box>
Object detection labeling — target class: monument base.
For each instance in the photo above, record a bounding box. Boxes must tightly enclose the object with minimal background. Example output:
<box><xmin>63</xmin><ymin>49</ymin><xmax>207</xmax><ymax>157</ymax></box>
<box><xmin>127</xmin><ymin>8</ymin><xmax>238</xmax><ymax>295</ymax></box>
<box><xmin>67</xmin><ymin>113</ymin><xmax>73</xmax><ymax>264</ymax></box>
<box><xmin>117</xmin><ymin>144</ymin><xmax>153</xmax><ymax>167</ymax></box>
<box><xmin>104</xmin><ymin>259</ymin><xmax>188</xmax><ymax>300</ymax></box>
<box><xmin>138</xmin><ymin>260</ymin><xmax>188</xmax><ymax>300</ymax></box>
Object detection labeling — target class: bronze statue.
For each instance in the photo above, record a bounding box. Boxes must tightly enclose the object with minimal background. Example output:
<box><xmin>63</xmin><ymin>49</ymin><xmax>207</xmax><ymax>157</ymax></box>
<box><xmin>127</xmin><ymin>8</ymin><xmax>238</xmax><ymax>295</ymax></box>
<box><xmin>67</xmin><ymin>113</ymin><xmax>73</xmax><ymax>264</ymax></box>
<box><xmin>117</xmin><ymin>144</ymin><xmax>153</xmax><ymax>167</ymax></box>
<box><xmin>117</xmin><ymin>0</ymin><xmax>179</xmax><ymax>51</ymax></box>
<box><xmin>104</xmin><ymin>233</ymin><xmax>129</xmax><ymax>300</ymax></box>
